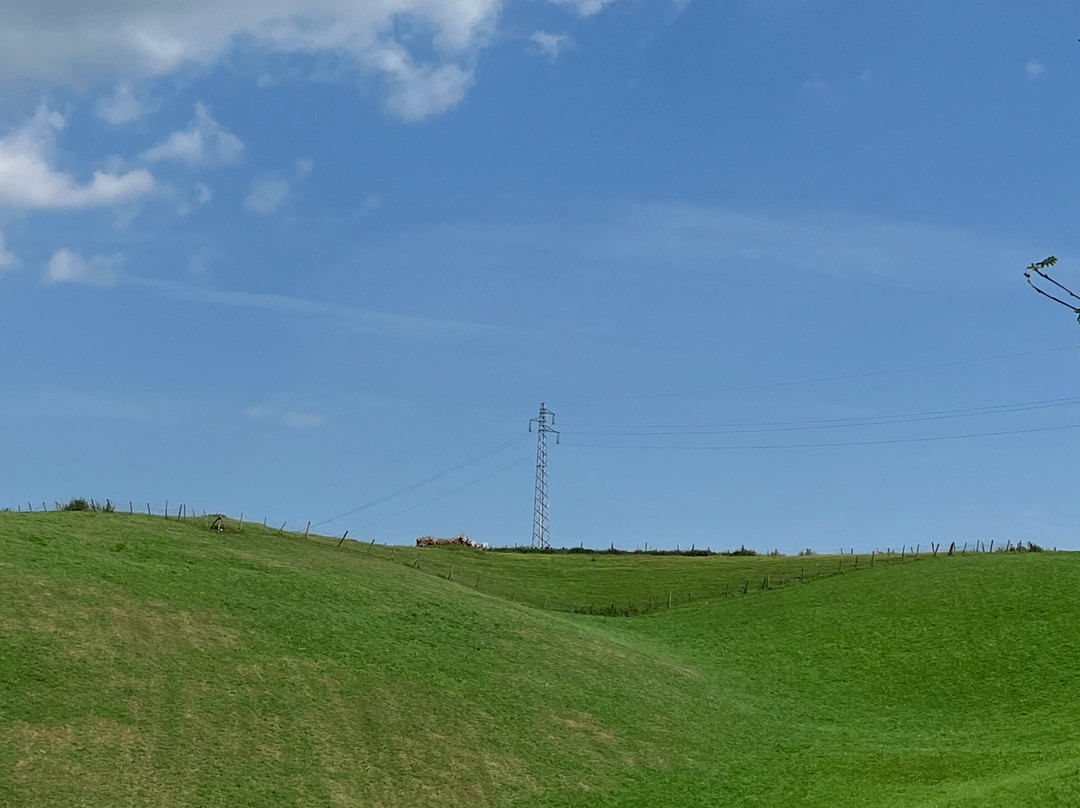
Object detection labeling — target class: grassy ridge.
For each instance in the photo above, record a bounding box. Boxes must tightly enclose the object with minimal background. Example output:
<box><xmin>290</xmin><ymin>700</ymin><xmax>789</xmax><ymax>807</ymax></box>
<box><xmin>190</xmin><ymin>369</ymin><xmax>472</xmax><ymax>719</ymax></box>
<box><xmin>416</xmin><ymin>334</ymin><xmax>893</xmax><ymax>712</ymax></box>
<box><xmin>1</xmin><ymin>511</ymin><xmax>1078</xmax><ymax>807</ymax></box>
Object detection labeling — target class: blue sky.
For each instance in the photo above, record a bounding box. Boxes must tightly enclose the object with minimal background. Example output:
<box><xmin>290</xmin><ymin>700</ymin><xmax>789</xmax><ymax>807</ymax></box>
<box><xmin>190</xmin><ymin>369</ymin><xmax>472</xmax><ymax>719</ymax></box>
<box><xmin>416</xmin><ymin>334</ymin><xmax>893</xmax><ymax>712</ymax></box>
<box><xmin>2</xmin><ymin>0</ymin><xmax>1080</xmax><ymax>552</ymax></box>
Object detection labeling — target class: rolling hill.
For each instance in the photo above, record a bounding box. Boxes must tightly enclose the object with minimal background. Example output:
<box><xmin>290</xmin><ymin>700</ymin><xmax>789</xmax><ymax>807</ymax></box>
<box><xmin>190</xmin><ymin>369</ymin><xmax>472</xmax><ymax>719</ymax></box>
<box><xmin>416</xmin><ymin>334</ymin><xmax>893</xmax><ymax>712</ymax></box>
<box><xmin>1</xmin><ymin>511</ymin><xmax>1077</xmax><ymax>807</ymax></box>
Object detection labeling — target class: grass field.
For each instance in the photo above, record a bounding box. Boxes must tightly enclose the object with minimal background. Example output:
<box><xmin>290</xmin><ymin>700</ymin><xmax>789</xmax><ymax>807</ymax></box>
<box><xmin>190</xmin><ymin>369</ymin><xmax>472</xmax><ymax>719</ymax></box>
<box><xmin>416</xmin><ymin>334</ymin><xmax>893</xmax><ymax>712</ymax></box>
<box><xmin>398</xmin><ymin>541</ymin><xmax>918</xmax><ymax>613</ymax></box>
<box><xmin>2</xmin><ymin>511</ymin><xmax>1078</xmax><ymax>807</ymax></box>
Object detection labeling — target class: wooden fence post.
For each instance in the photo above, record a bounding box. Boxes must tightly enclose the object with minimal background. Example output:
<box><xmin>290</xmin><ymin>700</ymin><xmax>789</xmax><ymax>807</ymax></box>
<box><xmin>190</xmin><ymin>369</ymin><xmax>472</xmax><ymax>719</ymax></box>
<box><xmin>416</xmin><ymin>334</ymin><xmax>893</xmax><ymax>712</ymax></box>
<box><xmin>239</xmin><ymin>513</ymin><xmax>244</xmax><ymax>532</ymax></box>
<box><xmin>337</xmin><ymin>530</ymin><xmax>350</xmax><ymax>547</ymax></box>
<box><xmin>870</xmin><ymin>551</ymin><xmax>875</xmax><ymax>567</ymax></box>
<box><xmin>989</xmin><ymin>540</ymin><xmax>994</xmax><ymax>553</ymax></box>
<box><xmin>305</xmin><ymin>521</ymin><xmax>311</xmax><ymax>539</ymax></box>
<box><xmin>368</xmin><ymin>539</ymin><xmax>376</xmax><ymax>553</ymax></box>
<box><xmin>278</xmin><ymin>521</ymin><xmax>286</xmax><ymax>535</ymax></box>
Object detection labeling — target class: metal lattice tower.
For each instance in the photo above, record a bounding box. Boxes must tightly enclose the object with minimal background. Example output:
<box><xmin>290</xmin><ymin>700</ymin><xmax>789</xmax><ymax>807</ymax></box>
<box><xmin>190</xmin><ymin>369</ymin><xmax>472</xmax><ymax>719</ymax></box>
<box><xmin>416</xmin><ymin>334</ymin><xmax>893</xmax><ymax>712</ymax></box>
<box><xmin>529</xmin><ymin>403</ymin><xmax>559</xmax><ymax>549</ymax></box>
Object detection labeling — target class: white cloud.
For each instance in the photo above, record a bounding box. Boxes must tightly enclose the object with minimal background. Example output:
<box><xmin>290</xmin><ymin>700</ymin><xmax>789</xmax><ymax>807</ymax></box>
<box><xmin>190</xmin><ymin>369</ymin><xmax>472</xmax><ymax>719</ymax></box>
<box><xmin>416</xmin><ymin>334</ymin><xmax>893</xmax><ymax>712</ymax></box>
<box><xmin>1026</xmin><ymin>59</ymin><xmax>1045</xmax><ymax>79</ymax></box>
<box><xmin>296</xmin><ymin>157</ymin><xmax>314</xmax><ymax>178</ymax></box>
<box><xmin>195</xmin><ymin>181</ymin><xmax>213</xmax><ymax>205</ymax></box>
<box><xmin>801</xmin><ymin>75</ymin><xmax>842</xmax><ymax>107</ymax></box>
<box><xmin>375</xmin><ymin>55</ymin><xmax>473</xmax><ymax>121</ymax></box>
<box><xmin>0</xmin><ymin>104</ymin><xmax>155</xmax><ymax>210</ymax></box>
<box><xmin>549</xmin><ymin>0</ymin><xmax>626</xmax><ymax>16</ymax></box>
<box><xmin>587</xmin><ymin>203</ymin><xmax>1037</xmax><ymax>291</ymax></box>
<box><xmin>531</xmin><ymin>31</ymin><xmax>573</xmax><ymax>62</ymax></box>
<box><xmin>354</xmin><ymin>194</ymin><xmax>381</xmax><ymax>218</ymax></box>
<box><xmin>43</xmin><ymin>248</ymin><xmax>123</xmax><ymax>286</ymax></box>
<box><xmin>0</xmin><ymin>0</ymin><xmax>521</xmax><ymax>120</ymax></box>
<box><xmin>0</xmin><ymin>233</ymin><xmax>15</xmax><ymax>268</ymax></box>
<box><xmin>95</xmin><ymin>83</ymin><xmax>156</xmax><ymax>125</ymax></box>
<box><xmin>247</xmin><ymin>404</ymin><xmax>326</xmax><ymax>429</ymax></box>
<box><xmin>141</xmin><ymin>103</ymin><xmax>243</xmax><ymax>166</ymax></box>
<box><xmin>244</xmin><ymin>176</ymin><xmax>290</xmax><ymax>215</ymax></box>
<box><xmin>125</xmin><ymin>275</ymin><xmax>525</xmax><ymax>339</ymax></box>
<box><xmin>281</xmin><ymin>409</ymin><xmax>328</xmax><ymax>429</ymax></box>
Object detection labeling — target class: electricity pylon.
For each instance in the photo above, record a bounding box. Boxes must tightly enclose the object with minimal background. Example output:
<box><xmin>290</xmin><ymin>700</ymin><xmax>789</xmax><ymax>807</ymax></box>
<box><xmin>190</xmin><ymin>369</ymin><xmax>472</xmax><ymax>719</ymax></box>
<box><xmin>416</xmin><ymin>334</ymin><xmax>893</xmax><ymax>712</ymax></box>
<box><xmin>529</xmin><ymin>403</ymin><xmax>558</xmax><ymax>549</ymax></box>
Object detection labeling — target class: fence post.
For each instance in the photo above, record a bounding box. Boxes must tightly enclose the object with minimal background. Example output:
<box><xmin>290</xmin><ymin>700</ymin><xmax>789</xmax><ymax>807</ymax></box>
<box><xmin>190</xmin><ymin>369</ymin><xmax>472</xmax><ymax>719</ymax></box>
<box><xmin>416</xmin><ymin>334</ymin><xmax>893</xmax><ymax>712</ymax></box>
<box><xmin>337</xmin><ymin>530</ymin><xmax>349</xmax><ymax>547</ymax></box>
<box><xmin>448</xmin><ymin>564</ymin><xmax>454</xmax><ymax>581</ymax></box>
<box><xmin>368</xmin><ymin>539</ymin><xmax>376</xmax><ymax>553</ymax></box>
<box><xmin>901</xmin><ymin>546</ymin><xmax>906</xmax><ymax>562</ymax></box>
<box><xmin>279</xmin><ymin>521</ymin><xmax>286</xmax><ymax>535</ymax></box>
<box><xmin>239</xmin><ymin>513</ymin><xmax>244</xmax><ymax>532</ymax></box>
<box><xmin>989</xmin><ymin>540</ymin><xmax>994</xmax><ymax>553</ymax></box>
<box><xmin>870</xmin><ymin>551</ymin><xmax>875</xmax><ymax>567</ymax></box>
<box><xmin>305</xmin><ymin>521</ymin><xmax>311</xmax><ymax>539</ymax></box>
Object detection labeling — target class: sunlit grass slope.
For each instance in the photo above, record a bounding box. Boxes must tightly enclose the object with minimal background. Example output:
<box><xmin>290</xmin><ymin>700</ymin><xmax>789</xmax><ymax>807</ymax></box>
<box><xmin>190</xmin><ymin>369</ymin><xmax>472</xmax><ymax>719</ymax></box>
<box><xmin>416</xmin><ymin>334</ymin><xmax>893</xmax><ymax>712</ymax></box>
<box><xmin>2</xmin><ymin>511</ymin><xmax>1078</xmax><ymax>807</ymax></box>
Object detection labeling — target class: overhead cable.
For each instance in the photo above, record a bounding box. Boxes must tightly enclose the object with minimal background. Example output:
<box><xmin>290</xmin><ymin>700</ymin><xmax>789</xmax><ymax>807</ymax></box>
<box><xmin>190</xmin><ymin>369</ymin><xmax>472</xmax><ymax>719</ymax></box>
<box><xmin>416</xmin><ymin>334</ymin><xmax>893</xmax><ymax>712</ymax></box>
<box><xmin>312</xmin><ymin>433</ymin><xmax>530</xmax><ymax>527</ymax></box>
<box><xmin>563</xmin><ymin>421</ymin><xmax>1080</xmax><ymax>450</ymax></box>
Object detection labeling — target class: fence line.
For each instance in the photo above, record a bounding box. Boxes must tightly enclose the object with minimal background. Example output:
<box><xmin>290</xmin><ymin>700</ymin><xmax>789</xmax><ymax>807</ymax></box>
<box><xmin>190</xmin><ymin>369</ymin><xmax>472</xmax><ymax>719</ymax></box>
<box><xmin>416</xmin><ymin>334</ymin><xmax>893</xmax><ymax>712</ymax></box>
<box><xmin>1</xmin><ymin>498</ymin><xmax>1056</xmax><ymax>617</ymax></box>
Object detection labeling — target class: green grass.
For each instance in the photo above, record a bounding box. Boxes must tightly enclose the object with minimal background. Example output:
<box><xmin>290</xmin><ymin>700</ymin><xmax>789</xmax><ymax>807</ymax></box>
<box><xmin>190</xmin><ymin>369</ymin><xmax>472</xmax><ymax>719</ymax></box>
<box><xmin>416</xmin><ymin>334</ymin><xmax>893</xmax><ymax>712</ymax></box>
<box><xmin>1</xmin><ymin>511</ymin><xmax>1078</xmax><ymax>807</ymax></box>
<box><xmin>396</xmin><ymin>542</ymin><xmax>907</xmax><ymax>613</ymax></box>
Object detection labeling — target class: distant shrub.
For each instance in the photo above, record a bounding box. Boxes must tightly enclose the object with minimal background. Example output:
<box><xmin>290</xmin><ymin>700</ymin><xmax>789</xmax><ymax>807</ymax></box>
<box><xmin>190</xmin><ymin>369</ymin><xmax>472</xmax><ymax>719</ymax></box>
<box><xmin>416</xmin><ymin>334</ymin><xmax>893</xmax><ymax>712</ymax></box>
<box><xmin>768</xmin><ymin>548</ymin><xmax>782</xmax><ymax>557</ymax></box>
<box><xmin>724</xmin><ymin>545</ymin><xmax>757</xmax><ymax>557</ymax></box>
<box><xmin>63</xmin><ymin>498</ymin><xmax>91</xmax><ymax>511</ymax></box>
<box><xmin>1025</xmin><ymin>541</ymin><xmax>1044</xmax><ymax>552</ymax></box>
<box><xmin>101</xmin><ymin>499</ymin><xmax>115</xmax><ymax>513</ymax></box>
<box><xmin>798</xmin><ymin>548</ymin><xmax>815</xmax><ymax>557</ymax></box>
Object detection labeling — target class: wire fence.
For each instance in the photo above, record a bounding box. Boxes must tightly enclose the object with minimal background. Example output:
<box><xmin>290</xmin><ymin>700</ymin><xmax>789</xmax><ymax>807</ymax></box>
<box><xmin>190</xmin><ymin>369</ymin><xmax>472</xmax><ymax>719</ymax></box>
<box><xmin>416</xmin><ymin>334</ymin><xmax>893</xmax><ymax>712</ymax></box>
<box><xmin>4</xmin><ymin>499</ymin><xmax>1057</xmax><ymax>618</ymax></box>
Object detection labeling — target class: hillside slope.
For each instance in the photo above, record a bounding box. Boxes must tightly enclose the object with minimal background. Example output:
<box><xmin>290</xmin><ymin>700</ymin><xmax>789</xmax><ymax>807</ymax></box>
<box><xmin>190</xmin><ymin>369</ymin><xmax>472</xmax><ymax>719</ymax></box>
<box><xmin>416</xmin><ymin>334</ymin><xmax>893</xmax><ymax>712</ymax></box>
<box><xmin>1</xmin><ymin>512</ymin><xmax>1077</xmax><ymax>807</ymax></box>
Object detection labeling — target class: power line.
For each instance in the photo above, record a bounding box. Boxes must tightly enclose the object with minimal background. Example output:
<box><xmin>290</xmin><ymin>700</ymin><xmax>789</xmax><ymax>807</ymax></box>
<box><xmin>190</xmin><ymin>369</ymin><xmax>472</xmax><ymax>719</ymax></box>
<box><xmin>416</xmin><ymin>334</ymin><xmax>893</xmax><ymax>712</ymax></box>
<box><xmin>563</xmin><ymin>421</ymin><xmax>1080</xmax><ymax>450</ymax></box>
<box><xmin>554</xmin><ymin>346</ymin><xmax>1073</xmax><ymax>405</ymax></box>
<box><xmin>260</xmin><ymin>405</ymin><xmax>535</xmax><ymax>512</ymax></box>
<box><xmin>312</xmin><ymin>433</ymin><xmax>530</xmax><ymax>527</ymax></box>
<box><xmin>559</xmin><ymin>394</ymin><xmax>1080</xmax><ymax>436</ymax></box>
<box><xmin>347</xmin><ymin>456</ymin><xmax>533</xmax><ymax>533</ymax></box>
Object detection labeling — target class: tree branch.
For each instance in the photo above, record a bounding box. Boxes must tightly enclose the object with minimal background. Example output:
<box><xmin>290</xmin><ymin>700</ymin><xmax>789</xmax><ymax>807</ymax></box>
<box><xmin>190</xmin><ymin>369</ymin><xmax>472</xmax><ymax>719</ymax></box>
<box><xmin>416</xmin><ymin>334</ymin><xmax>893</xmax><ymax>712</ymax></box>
<box><xmin>1030</xmin><ymin>267</ymin><xmax>1080</xmax><ymax>302</ymax></box>
<box><xmin>1026</xmin><ymin>274</ymin><xmax>1080</xmax><ymax>312</ymax></box>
